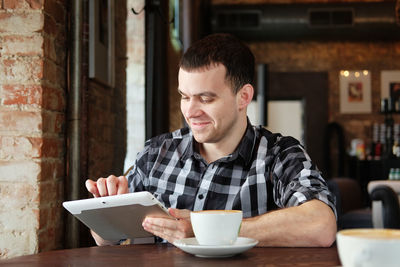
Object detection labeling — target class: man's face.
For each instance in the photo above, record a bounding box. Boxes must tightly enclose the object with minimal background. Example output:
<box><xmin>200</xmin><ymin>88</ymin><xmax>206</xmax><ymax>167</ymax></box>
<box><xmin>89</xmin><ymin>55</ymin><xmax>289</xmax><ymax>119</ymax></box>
<box><xmin>178</xmin><ymin>64</ymin><xmax>241</xmax><ymax>145</ymax></box>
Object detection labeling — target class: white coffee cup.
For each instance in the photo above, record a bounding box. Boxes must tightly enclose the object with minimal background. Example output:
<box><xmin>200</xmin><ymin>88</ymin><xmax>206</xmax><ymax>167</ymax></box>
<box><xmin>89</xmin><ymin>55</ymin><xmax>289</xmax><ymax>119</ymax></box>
<box><xmin>190</xmin><ymin>210</ymin><xmax>243</xmax><ymax>246</ymax></box>
<box><xmin>337</xmin><ymin>228</ymin><xmax>400</xmax><ymax>267</ymax></box>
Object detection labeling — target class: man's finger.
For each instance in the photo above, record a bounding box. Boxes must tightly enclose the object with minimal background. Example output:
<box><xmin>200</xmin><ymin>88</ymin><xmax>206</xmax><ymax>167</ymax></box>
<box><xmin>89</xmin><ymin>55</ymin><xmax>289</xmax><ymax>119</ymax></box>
<box><xmin>142</xmin><ymin>218</ymin><xmax>183</xmax><ymax>242</ymax></box>
<box><xmin>143</xmin><ymin>217</ymin><xmax>177</xmax><ymax>230</ymax></box>
<box><xmin>117</xmin><ymin>176</ymin><xmax>128</xmax><ymax>194</ymax></box>
<box><xmin>97</xmin><ymin>178</ymin><xmax>108</xmax><ymax>197</ymax></box>
<box><xmin>169</xmin><ymin>208</ymin><xmax>191</xmax><ymax>220</ymax></box>
<box><xmin>85</xmin><ymin>179</ymin><xmax>100</xmax><ymax>198</ymax></box>
<box><xmin>106</xmin><ymin>175</ymin><xmax>119</xmax><ymax>195</ymax></box>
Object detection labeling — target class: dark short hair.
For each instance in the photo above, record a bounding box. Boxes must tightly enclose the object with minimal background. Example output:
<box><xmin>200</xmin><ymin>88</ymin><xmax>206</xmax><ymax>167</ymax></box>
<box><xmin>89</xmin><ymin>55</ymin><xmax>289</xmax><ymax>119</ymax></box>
<box><xmin>179</xmin><ymin>33</ymin><xmax>255</xmax><ymax>94</ymax></box>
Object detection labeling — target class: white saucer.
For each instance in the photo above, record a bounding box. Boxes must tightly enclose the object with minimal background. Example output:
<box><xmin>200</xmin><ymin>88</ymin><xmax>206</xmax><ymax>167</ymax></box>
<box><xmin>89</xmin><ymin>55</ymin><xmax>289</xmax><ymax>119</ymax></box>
<box><xmin>173</xmin><ymin>237</ymin><xmax>258</xmax><ymax>258</ymax></box>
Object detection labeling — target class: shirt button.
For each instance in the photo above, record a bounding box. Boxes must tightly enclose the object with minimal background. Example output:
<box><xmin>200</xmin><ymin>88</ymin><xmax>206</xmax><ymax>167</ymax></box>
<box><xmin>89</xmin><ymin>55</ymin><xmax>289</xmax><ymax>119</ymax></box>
<box><xmin>198</xmin><ymin>194</ymin><xmax>204</xmax><ymax>199</ymax></box>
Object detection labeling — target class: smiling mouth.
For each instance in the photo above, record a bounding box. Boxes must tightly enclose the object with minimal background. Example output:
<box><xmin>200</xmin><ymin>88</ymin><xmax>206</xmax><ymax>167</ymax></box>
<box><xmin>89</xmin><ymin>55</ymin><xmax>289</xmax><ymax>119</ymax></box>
<box><xmin>190</xmin><ymin>121</ymin><xmax>210</xmax><ymax>128</ymax></box>
<box><xmin>192</xmin><ymin>121</ymin><xmax>208</xmax><ymax>125</ymax></box>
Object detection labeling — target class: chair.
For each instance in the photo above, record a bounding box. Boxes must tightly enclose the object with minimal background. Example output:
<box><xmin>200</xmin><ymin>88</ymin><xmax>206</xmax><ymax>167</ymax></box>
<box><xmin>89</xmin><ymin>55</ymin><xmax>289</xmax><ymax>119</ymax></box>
<box><xmin>328</xmin><ymin>177</ymin><xmax>372</xmax><ymax>229</ymax></box>
<box><xmin>368</xmin><ymin>181</ymin><xmax>400</xmax><ymax>229</ymax></box>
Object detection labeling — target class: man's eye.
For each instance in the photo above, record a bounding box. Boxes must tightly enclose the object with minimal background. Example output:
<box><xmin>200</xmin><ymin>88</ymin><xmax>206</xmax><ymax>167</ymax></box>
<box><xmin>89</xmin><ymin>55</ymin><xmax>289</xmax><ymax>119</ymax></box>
<box><xmin>200</xmin><ymin>97</ymin><xmax>213</xmax><ymax>103</ymax></box>
<box><xmin>181</xmin><ymin>96</ymin><xmax>189</xmax><ymax>101</ymax></box>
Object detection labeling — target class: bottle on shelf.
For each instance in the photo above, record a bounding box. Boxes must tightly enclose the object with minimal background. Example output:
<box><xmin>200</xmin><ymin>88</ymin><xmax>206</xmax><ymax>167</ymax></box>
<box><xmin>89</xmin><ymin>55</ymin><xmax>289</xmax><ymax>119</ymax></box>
<box><xmin>389</xmin><ymin>168</ymin><xmax>395</xmax><ymax>180</ymax></box>
<box><xmin>395</xmin><ymin>168</ymin><xmax>400</xmax><ymax>180</ymax></box>
<box><xmin>381</xmin><ymin>98</ymin><xmax>395</xmax><ymax>159</ymax></box>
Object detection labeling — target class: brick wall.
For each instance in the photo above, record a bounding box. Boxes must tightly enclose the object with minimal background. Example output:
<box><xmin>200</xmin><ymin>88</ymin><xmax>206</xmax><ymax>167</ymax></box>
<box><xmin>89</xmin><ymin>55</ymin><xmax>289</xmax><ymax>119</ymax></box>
<box><xmin>212</xmin><ymin>0</ymin><xmax>388</xmax><ymax>4</ymax></box>
<box><xmin>0</xmin><ymin>0</ymin><xmax>66</xmax><ymax>258</ymax></box>
<box><xmin>206</xmin><ymin>0</ymin><xmax>400</xmax><ymax>151</ymax></box>
<box><xmin>249</xmin><ymin>41</ymin><xmax>400</xmax><ymax>147</ymax></box>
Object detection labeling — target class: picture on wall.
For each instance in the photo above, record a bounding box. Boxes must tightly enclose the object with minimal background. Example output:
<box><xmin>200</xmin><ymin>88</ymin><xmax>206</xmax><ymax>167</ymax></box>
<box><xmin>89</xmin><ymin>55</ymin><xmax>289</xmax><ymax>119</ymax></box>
<box><xmin>381</xmin><ymin>70</ymin><xmax>400</xmax><ymax>102</ymax></box>
<box><xmin>347</xmin><ymin>82</ymin><xmax>363</xmax><ymax>102</ymax></box>
<box><xmin>391</xmin><ymin>82</ymin><xmax>400</xmax><ymax>101</ymax></box>
<box><xmin>89</xmin><ymin>0</ymin><xmax>115</xmax><ymax>87</ymax></box>
<box><xmin>339</xmin><ymin>70</ymin><xmax>372</xmax><ymax>114</ymax></box>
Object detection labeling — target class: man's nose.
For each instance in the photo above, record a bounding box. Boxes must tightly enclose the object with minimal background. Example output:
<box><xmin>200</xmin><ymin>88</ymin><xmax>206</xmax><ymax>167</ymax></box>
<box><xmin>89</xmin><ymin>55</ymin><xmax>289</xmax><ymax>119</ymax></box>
<box><xmin>184</xmin><ymin>99</ymin><xmax>202</xmax><ymax>118</ymax></box>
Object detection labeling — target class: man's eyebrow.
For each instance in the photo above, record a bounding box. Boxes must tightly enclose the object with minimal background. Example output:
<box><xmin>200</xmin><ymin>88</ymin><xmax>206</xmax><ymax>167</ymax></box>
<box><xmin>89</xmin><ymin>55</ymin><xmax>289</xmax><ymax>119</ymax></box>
<box><xmin>198</xmin><ymin>92</ymin><xmax>217</xmax><ymax>97</ymax></box>
<box><xmin>177</xmin><ymin>89</ymin><xmax>217</xmax><ymax>97</ymax></box>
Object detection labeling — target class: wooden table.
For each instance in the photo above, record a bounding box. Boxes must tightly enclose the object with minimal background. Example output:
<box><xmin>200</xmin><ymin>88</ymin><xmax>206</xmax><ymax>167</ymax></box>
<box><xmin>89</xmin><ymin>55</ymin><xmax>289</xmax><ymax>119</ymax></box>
<box><xmin>0</xmin><ymin>243</ymin><xmax>341</xmax><ymax>266</ymax></box>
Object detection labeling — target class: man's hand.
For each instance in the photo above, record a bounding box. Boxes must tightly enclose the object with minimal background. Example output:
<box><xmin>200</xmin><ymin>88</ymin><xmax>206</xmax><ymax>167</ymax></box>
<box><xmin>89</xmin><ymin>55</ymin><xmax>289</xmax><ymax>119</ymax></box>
<box><xmin>85</xmin><ymin>175</ymin><xmax>128</xmax><ymax>198</ymax></box>
<box><xmin>142</xmin><ymin>208</ymin><xmax>194</xmax><ymax>243</ymax></box>
<box><xmin>85</xmin><ymin>175</ymin><xmax>129</xmax><ymax>246</ymax></box>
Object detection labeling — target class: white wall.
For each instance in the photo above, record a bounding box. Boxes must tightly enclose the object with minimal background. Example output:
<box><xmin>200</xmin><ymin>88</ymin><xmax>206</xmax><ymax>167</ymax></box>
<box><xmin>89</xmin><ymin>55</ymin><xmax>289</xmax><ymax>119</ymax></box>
<box><xmin>125</xmin><ymin>0</ymin><xmax>145</xmax><ymax>172</ymax></box>
<box><xmin>267</xmin><ymin>100</ymin><xmax>304</xmax><ymax>144</ymax></box>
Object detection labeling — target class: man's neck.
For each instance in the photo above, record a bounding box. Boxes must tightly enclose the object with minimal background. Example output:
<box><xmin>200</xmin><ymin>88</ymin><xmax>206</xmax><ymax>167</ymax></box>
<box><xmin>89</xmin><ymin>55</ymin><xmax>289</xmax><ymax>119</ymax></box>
<box><xmin>199</xmin><ymin>118</ymin><xmax>248</xmax><ymax>164</ymax></box>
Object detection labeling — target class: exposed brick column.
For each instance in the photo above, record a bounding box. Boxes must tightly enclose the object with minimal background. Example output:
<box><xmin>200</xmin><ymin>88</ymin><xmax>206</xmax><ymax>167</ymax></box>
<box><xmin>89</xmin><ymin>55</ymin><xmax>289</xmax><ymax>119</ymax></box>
<box><xmin>0</xmin><ymin>0</ymin><xmax>66</xmax><ymax>258</ymax></box>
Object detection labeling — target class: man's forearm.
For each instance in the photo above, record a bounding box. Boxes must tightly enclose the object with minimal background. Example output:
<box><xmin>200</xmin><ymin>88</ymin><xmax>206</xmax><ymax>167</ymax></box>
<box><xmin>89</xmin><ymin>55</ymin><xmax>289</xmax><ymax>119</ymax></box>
<box><xmin>240</xmin><ymin>199</ymin><xmax>337</xmax><ymax>247</ymax></box>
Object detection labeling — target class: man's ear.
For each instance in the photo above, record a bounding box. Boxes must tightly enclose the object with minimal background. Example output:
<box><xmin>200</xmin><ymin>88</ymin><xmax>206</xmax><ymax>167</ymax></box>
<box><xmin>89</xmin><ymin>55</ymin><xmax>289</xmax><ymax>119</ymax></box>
<box><xmin>237</xmin><ymin>84</ymin><xmax>254</xmax><ymax>110</ymax></box>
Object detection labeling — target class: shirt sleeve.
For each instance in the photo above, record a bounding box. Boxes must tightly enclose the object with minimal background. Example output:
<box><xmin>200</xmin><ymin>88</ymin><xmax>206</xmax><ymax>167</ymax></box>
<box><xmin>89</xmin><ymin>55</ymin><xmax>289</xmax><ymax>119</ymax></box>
<box><xmin>270</xmin><ymin>136</ymin><xmax>337</xmax><ymax>219</ymax></box>
<box><xmin>126</xmin><ymin>143</ymin><xmax>151</xmax><ymax>193</ymax></box>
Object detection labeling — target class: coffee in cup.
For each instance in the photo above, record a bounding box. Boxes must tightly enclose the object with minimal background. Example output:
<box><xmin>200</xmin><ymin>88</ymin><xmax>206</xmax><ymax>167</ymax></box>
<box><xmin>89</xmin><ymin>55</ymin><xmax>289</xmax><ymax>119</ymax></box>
<box><xmin>337</xmin><ymin>228</ymin><xmax>400</xmax><ymax>267</ymax></box>
<box><xmin>190</xmin><ymin>210</ymin><xmax>242</xmax><ymax>246</ymax></box>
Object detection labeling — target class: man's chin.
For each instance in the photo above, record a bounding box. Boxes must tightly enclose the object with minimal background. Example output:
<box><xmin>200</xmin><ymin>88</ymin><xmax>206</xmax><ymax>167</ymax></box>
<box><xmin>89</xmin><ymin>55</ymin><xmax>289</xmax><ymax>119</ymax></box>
<box><xmin>192</xmin><ymin>135</ymin><xmax>206</xmax><ymax>144</ymax></box>
<box><xmin>192</xmin><ymin>132</ymin><xmax>210</xmax><ymax>144</ymax></box>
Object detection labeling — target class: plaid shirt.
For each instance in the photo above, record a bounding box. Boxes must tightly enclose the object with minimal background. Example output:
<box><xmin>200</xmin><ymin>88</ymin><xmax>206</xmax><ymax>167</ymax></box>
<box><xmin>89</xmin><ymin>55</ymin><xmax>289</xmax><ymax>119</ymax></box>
<box><xmin>127</xmin><ymin>122</ymin><xmax>336</xmax><ymax>218</ymax></box>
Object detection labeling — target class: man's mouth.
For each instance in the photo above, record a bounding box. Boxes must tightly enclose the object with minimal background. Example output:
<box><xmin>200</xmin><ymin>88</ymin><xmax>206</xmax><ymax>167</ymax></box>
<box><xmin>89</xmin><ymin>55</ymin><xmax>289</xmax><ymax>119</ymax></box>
<box><xmin>190</xmin><ymin>121</ymin><xmax>210</xmax><ymax>128</ymax></box>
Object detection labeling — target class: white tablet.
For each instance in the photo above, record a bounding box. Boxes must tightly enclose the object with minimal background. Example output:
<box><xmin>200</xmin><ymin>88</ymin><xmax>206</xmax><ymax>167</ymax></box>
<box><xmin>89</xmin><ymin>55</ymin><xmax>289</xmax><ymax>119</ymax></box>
<box><xmin>63</xmin><ymin>191</ymin><xmax>171</xmax><ymax>241</ymax></box>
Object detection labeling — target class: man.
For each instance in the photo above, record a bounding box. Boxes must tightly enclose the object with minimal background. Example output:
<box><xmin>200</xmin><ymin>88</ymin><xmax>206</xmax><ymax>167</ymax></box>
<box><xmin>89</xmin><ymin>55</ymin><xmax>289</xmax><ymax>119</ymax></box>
<box><xmin>86</xmin><ymin>33</ymin><xmax>337</xmax><ymax>247</ymax></box>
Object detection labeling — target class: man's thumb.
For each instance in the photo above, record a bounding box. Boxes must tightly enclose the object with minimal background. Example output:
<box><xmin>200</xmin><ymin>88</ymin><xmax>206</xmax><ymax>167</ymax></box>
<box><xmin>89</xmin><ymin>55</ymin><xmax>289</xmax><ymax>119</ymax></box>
<box><xmin>169</xmin><ymin>208</ymin><xmax>191</xmax><ymax>220</ymax></box>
